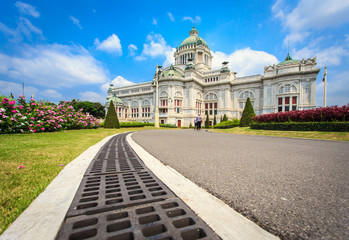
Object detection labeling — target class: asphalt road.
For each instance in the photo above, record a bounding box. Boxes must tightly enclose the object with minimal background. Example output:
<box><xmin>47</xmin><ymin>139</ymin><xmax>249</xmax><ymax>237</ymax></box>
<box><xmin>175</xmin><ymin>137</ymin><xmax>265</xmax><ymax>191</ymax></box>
<box><xmin>132</xmin><ymin>130</ymin><xmax>349</xmax><ymax>240</ymax></box>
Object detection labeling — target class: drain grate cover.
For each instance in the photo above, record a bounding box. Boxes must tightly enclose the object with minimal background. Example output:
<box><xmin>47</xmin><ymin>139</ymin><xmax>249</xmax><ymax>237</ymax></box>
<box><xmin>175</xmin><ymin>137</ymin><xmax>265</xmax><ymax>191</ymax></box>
<box><xmin>57</xmin><ymin>198</ymin><xmax>220</xmax><ymax>240</ymax></box>
<box><xmin>66</xmin><ymin>170</ymin><xmax>175</xmax><ymax>218</ymax></box>
<box><xmin>57</xmin><ymin>133</ymin><xmax>221</xmax><ymax>239</ymax></box>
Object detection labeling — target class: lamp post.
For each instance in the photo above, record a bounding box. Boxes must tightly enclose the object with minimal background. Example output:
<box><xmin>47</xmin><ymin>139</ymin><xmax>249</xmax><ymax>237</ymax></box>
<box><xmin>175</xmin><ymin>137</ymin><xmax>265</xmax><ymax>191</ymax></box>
<box><xmin>154</xmin><ymin>65</ymin><xmax>162</xmax><ymax>128</ymax></box>
<box><xmin>323</xmin><ymin>66</ymin><xmax>327</xmax><ymax>107</ymax></box>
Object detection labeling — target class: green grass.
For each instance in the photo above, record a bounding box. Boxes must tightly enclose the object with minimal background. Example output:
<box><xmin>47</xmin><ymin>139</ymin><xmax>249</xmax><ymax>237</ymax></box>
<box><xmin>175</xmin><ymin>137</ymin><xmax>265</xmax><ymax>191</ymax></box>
<box><xmin>211</xmin><ymin>127</ymin><xmax>349</xmax><ymax>141</ymax></box>
<box><xmin>0</xmin><ymin>127</ymin><xmax>156</xmax><ymax>234</ymax></box>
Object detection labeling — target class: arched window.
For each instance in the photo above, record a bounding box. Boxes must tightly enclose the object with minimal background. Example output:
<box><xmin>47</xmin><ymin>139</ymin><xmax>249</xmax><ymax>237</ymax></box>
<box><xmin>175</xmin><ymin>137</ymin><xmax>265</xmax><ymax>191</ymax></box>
<box><xmin>142</xmin><ymin>100</ymin><xmax>150</xmax><ymax>118</ymax></box>
<box><xmin>205</xmin><ymin>93</ymin><xmax>218</xmax><ymax>115</ymax></box>
<box><xmin>239</xmin><ymin>90</ymin><xmax>255</xmax><ymax>109</ymax></box>
<box><xmin>175</xmin><ymin>91</ymin><xmax>182</xmax><ymax>97</ymax></box>
<box><xmin>160</xmin><ymin>91</ymin><xmax>168</xmax><ymax>98</ymax></box>
<box><xmin>131</xmin><ymin>101</ymin><xmax>139</xmax><ymax>118</ymax></box>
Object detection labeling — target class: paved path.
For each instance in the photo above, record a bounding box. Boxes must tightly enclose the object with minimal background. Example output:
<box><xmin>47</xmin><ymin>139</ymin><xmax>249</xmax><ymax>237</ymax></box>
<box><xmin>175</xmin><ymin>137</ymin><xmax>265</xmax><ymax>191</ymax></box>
<box><xmin>132</xmin><ymin>130</ymin><xmax>349</xmax><ymax>240</ymax></box>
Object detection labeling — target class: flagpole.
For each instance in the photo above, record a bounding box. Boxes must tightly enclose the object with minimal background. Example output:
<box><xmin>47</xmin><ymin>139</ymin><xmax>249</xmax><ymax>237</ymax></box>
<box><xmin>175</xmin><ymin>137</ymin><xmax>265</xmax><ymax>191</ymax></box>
<box><xmin>323</xmin><ymin>66</ymin><xmax>327</xmax><ymax>107</ymax></box>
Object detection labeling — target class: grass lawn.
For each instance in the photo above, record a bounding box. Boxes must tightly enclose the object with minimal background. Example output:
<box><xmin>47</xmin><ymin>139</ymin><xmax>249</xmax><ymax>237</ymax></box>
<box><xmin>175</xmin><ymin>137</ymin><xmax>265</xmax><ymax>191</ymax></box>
<box><xmin>0</xmin><ymin>127</ymin><xmax>156</xmax><ymax>234</ymax></box>
<box><xmin>211</xmin><ymin>127</ymin><xmax>349</xmax><ymax>141</ymax></box>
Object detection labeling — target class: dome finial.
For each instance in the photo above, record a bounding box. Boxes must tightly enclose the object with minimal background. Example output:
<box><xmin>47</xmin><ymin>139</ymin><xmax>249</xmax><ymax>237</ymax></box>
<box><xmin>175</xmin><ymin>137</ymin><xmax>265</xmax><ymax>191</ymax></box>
<box><xmin>189</xmin><ymin>26</ymin><xmax>198</xmax><ymax>36</ymax></box>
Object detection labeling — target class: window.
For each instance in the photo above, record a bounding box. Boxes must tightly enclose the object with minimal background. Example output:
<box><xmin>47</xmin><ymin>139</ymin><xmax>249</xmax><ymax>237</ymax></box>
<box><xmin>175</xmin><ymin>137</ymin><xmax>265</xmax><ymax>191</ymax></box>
<box><xmin>239</xmin><ymin>90</ymin><xmax>255</xmax><ymax>111</ymax></box>
<box><xmin>279</xmin><ymin>84</ymin><xmax>297</xmax><ymax>94</ymax></box>
<box><xmin>196</xmin><ymin>101</ymin><xmax>202</xmax><ymax>114</ymax></box>
<box><xmin>205</xmin><ymin>100</ymin><xmax>217</xmax><ymax>115</ymax></box>
<box><xmin>142</xmin><ymin>101</ymin><xmax>151</xmax><ymax>118</ymax></box>
<box><xmin>131</xmin><ymin>102</ymin><xmax>139</xmax><ymax>118</ymax></box>
<box><xmin>160</xmin><ymin>99</ymin><xmax>168</xmax><ymax>107</ymax></box>
<box><xmin>277</xmin><ymin>96</ymin><xmax>297</xmax><ymax>112</ymax></box>
<box><xmin>174</xmin><ymin>99</ymin><xmax>182</xmax><ymax>114</ymax></box>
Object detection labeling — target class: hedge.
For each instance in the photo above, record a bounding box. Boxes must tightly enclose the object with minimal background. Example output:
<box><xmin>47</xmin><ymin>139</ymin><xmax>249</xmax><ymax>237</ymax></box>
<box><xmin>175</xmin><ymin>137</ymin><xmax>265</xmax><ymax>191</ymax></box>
<box><xmin>250</xmin><ymin>122</ymin><xmax>349</xmax><ymax>132</ymax></box>
<box><xmin>160</xmin><ymin>123</ymin><xmax>177</xmax><ymax>128</ymax></box>
<box><xmin>213</xmin><ymin>120</ymin><xmax>240</xmax><ymax>129</ymax></box>
<box><xmin>120</xmin><ymin>122</ymin><xmax>154</xmax><ymax>128</ymax></box>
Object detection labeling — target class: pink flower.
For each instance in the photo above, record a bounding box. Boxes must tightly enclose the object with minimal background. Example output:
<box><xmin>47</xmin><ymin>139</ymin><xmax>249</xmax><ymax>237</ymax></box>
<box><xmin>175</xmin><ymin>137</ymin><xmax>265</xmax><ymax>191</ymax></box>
<box><xmin>33</xmin><ymin>129</ymin><xmax>36</xmax><ymax>133</ymax></box>
<box><xmin>9</xmin><ymin>100</ymin><xmax>16</xmax><ymax>105</ymax></box>
<box><xmin>17</xmin><ymin>165</ymin><xmax>25</xmax><ymax>169</ymax></box>
<box><xmin>59</xmin><ymin>164</ymin><xmax>64</xmax><ymax>167</ymax></box>
<box><xmin>41</xmin><ymin>128</ymin><xmax>45</xmax><ymax>131</ymax></box>
<box><xmin>31</xmin><ymin>102</ymin><xmax>36</xmax><ymax>106</ymax></box>
<box><xmin>11</xmin><ymin>110</ymin><xmax>17</xmax><ymax>113</ymax></box>
<box><xmin>19</xmin><ymin>105</ymin><xmax>24</xmax><ymax>109</ymax></box>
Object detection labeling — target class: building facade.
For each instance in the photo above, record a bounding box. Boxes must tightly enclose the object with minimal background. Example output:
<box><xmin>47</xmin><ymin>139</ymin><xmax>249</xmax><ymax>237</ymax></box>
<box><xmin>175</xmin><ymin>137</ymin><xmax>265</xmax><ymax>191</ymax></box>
<box><xmin>106</xmin><ymin>27</ymin><xmax>320</xmax><ymax>127</ymax></box>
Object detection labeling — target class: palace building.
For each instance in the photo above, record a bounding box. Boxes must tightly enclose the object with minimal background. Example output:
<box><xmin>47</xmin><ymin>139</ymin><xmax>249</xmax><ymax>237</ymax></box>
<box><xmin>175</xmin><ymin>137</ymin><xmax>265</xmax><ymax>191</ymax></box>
<box><xmin>106</xmin><ymin>27</ymin><xmax>320</xmax><ymax>127</ymax></box>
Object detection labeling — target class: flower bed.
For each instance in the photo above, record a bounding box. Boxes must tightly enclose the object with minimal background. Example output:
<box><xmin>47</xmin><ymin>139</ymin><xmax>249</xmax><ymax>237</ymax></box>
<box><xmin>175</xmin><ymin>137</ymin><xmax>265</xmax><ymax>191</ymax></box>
<box><xmin>251</xmin><ymin>122</ymin><xmax>349</xmax><ymax>132</ymax></box>
<box><xmin>0</xmin><ymin>96</ymin><xmax>100</xmax><ymax>134</ymax></box>
<box><xmin>213</xmin><ymin>119</ymin><xmax>240</xmax><ymax>129</ymax></box>
<box><xmin>253</xmin><ymin>105</ymin><xmax>349</xmax><ymax>123</ymax></box>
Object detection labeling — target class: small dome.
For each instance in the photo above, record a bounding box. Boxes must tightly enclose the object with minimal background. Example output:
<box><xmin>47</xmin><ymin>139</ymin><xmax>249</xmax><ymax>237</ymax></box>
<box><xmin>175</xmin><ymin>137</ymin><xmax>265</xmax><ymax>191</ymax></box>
<box><xmin>278</xmin><ymin>53</ymin><xmax>300</xmax><ymax>66</ymax></box>
<box><xmin>161</xmin><ymin>65</ymin><xmax>184</xmax><ymax>78</ymax></box>
<box><xmin>179</xmin><ymin>27</ymin><xmax>209</xmax><ymax>49</ymax></box>
<box><xmin>107</xmin><ymin>94</ymin><xmax>123</xmax><ymax>105</ymax></box>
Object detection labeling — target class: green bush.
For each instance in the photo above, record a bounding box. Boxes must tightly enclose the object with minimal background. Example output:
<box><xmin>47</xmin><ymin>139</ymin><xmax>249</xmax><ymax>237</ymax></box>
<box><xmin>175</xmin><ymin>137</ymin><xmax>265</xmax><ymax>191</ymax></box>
<box><xmin>160</xmin><ymin>123</ymin><xmax>177</xmax><ymax>128</ymax></box>
<box><xmin>240</xmin><ymin>97</ymin><xmax>256</xmax><ymax>127</ymax></box>
<box><xmin>120</xmin><ymin>122</ymin><xmax>154</xmax><ymax>128</ymax></box>
<box><xmin>205</xmin><ymin>111</ymin><xmax>210</xmax><ymax>128</ymax></box>
<box><xmin>250</xmin><ymin>122</ymin><xmax>349</xmax><ymax>132</ymax></box>
<box><xmin>104</xmin><ymin>100</ymin><xmax>120</xmax><ymax>128</ymax></box>
<box><xmin>213</xmin><ymin>119</ymin><xmax>240</xmax><ymax>129</ymax></box>
<box><xmin>223</xmin><ymin>114</ymin><xmax>228</xmax><ymax>122</ymax></box>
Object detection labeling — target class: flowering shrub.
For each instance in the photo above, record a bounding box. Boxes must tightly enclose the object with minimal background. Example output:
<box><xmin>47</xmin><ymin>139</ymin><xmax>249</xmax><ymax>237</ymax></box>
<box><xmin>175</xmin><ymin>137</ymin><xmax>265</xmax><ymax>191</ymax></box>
<box><xmin>253</xmin><ymin>105</ymin><xmax>349</xmax><ymax>123</ymax></box>
<box><xmin>0</xmin><ymin>95</ymin><xmax>101</xmax><ymax>134</ymax></box>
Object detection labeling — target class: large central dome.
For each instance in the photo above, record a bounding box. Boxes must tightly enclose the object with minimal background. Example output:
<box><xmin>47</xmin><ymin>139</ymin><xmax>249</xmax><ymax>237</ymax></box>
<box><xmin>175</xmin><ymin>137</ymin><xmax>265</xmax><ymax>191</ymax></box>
<box><xmin>179</xmin><ymin>27</ymin><xmax>209</xmax><ymax>49</ymax></box>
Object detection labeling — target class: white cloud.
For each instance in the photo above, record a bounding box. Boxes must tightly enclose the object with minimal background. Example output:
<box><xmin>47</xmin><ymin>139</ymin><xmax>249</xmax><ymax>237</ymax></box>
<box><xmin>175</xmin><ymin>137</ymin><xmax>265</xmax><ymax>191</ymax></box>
<box><xmin>0</xmin><ymin>80</ymin><xmax>38</xmax><ymax>98</ymax></box>
<box><xmin>101</xmin><ymin>76</ymin><xmax>135</xmax><ymax>93</ymax></box>
<box><xmin>152</xmin><ymin>18</ymin><xmax>158</xmax><ymax>26</ymax></box>
<box><xmin>128</xmin><ymin>44</ymin><xmax>138</xmax><ymax>56</ymax></box>
<box><xmin>163</xmin><ymin>48</ymin><xmax>176</xmax><ymax>67</ymax></box>
<box><xmin>211</xmin><ymin>48</ymin><xmax>279</xmax><ymax>76</ymax></box>
<box><xmin>167</xmin><ymin>12</ymin><xmax>175</xmax><ymax>22</ymax></box>
<box><xmin>79</xmin><ymin>91</ymin><xmax>106</xmax><ymax>103</ymax></box>
<box><xmin>273</xmin><ymin>0</ymin><xmax>349</xmax><ymax>44</ymax></box>
<box><xmin>69</xmin><ymin>16</ymin><xmax>82</xmax><ymax>30</ymax></box>
<box><xmin>41</xmin><ymin>89</ymin><xmax>62</xmax><ymax>99</ymax></box>
<box><xmin>136</xmin><ymin>33</ymin><xmax>172</xmax><ymax>61</ymax></box>
<box><xmin>15</xmin><ymin>1</ymin><xmax>40</xmax><ymax>18</ymax></box>
<box><xmin>294</xmin><ymin>46</ymin><xmax>349</xmax><ymax>67</ymax></box>
<box><xmin>0</xmin><ymin>17</ymin><xmax>43</xmax><ymax>42</ymax></box>
<box><xmin>0</xmin><ymin>44</ymin><xmax>109</xmax><ymax>88</ymax></box>
<box><xmin>95</xmin><ymin>34</ymin><xmax>122</xmax><ymax>55</ymax></box>
<box><xmin>182</xmin><ymin>16</ymin><xmax>201</xmax><ymax>25</ymax></box>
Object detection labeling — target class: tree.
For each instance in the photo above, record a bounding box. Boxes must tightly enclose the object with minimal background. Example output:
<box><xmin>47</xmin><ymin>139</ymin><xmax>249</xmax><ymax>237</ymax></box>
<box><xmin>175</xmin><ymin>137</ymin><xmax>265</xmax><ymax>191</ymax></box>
<box><xmin>213</xmin><ymin>114</ymin><xmax>217</xmax><ymax>126</ymax></box>
<box><xmin>205</xmin><ymin>111</ymin><xmax>210</xmax><ymax>128</ymax></box>
<box><xmin>220</xmin><ymin>115</ymin><xmax>223</xmax><ymax>123</ymax></box>
<box><xmin>223</xmin><ymin>114</ymin><xmax>228</xmax><ymax>122</ymax></box>
<box><xmin>104</xmin><ymin>100</ymin><xmax>120</xmax><ymax>128</ymax></box>
<box><xmin>93</xmin><ymin>102</ymin><xmax>106</xmax><ymax>118</ymax></box>
<box><xmin>240</xmin><ymin>97</ymin><xmax>256</xmax><ymax>127</ymax></box>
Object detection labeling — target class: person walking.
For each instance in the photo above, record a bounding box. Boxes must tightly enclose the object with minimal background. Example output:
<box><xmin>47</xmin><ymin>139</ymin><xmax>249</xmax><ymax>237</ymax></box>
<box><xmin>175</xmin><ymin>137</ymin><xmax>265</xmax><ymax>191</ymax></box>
<box><xmin>194</xmin><ymin>118</ymin><xmax>197</xmax><ymax>130</ymax></box>
<box><xmin>196</xmin><ymin>113</ymin><xmax>202</xmax><ymax>130</ymax></box>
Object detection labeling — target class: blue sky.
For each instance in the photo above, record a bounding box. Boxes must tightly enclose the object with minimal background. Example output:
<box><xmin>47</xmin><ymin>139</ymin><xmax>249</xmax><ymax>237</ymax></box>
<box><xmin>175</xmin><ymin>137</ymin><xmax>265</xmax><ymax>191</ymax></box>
<box><xmin>0</xmin><ymin>0</ymin><xmax>348</xmax><ymax>106</ymax></box>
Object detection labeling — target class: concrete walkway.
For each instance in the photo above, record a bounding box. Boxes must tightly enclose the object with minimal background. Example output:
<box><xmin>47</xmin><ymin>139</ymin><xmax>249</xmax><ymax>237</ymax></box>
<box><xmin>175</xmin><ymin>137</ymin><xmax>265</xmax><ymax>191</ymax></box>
<box><xmin>0</xmin><ymin>131</ymin><xmax>279</xmax><ymax>240</ymax></box>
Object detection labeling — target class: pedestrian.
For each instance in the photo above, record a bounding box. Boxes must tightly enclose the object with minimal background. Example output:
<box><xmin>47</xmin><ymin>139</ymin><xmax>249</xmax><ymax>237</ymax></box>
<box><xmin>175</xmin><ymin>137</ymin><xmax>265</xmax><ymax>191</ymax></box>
<box><xmin>194</xmin><ymin>118</ymin><xmax>197</xmax><ymax>130</ymax></box>
<box><xmin>196</xmin><ymin>113</ymin><xmax>202</xmax><ymax>130</ymax></box>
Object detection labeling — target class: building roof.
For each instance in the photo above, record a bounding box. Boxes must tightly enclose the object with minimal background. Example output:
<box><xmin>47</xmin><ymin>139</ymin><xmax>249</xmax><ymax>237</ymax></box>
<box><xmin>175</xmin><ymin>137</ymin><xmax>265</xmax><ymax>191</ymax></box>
<box><xmin>161</xmin><ymin>65</ymin><xmax>184</xmax><ymax>78</ymax></box>
<box><xmin>107</xmin><ymin>94</ymin><xmax>123</xmax><ymax>105</ymax></box>
<box><xmin>179</xmin><ymin>27</ymin><xmax>209</xmax><ymax>49</ymax></box>
<box><xmin>278</xmin><ymin>53</ymin><xmax>300</xmax><ymax>65</ymax></box>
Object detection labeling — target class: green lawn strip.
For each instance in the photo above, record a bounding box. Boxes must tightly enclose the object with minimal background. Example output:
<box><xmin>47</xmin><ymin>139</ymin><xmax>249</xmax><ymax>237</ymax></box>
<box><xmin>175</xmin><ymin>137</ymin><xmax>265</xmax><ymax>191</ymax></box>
<box><xmin>0</xmin><ymin>127</ymin><xmax>155</xmax><ymax>234</ymax></box>
<box><xmin>211</xmin><ymin>127</ymin><xmax>349</xmax><ymax>141</ymax></box>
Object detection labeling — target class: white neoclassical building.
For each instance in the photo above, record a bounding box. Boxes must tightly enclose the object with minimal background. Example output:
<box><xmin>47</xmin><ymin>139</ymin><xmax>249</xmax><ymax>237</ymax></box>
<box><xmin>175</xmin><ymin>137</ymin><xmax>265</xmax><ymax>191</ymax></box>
<box><xmin>106</xmin><ymin>27</ymin><xmax>320</xmax><ymax>127</ymax></box>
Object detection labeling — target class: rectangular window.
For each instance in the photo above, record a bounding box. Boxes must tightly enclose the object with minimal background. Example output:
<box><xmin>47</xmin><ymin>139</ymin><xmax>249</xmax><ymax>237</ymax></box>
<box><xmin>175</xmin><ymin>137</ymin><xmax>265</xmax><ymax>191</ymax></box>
<box><xmin>214</xmin><ymin>110</ymin><xmax>217</xmax><ymax>115</ymax></box>
<box><xmin>209</xmin><ymin>110</ymin><xmax>213</xmax><ymax>115</ymax></box>
<box><xmin>285</xmin><ymin>106</ymin><xmax>290</xmax><ymax>112</ymax></box>
<box><xmin>292</xmin><ymin>106</ymin><xmax>297</xmax><ymax>111</ymax></box>
<box><xmin>205</xmin><ymin>103</ymin><xmax>208</xmax><ymax>110</ymax></box>
<box><xmin>210</xmin><ymin>103</ymin><xmax>213</xmax><ymax>109</ymax></box>
<box><xmin>239</xmin><ymin>102</ymin><xmax>243</xmax><ymax>109</ymax></box>
<box><xmin>278</xmin><ymin>106</ymin><xmax>282</xmax><ymax>112</ymax></box>
<box><xmin>214</xmin><ymin>103</ymin><xmax>217</xmax><ymax>109</ymax></box>
<box><xmin>278</xmin><ymin>98</ymin><xmax>282</xmax><ymax>105</ymax></box>
<box><xmin>292</xmin><ymin>96</ymin><xmax>297</xmax><ymax>104</ymax></box>
<box><xmin>285</xmin><ymin>97</ymin><xmax>290</xmax><ymax>105</ymax></box>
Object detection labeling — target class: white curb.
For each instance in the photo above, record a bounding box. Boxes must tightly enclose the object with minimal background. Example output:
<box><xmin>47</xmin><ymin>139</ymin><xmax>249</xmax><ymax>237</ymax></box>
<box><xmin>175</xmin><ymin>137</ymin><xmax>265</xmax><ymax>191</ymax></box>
<box><xmin>0</xmin><ymin>133</ymin><xmax>120</xmax><ymax>240</ymax></box>
<box><xmin>127</xmin><ymin>133</ymin><xmax>279</xmax><ymax>240</ymax></box>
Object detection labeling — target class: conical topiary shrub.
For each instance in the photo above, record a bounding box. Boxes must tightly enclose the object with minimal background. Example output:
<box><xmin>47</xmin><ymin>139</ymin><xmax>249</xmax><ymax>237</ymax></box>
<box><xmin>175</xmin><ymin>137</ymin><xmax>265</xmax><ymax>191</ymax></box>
<box><xmin>240</xmin><ymin>97</ymin><xmax>256</xmax><ymax>127</ymax></box>
<box><xmin>104</xmin><ymin>100</ymin><xmax>120</xmax><ymax>128</ymax></box>
<box><xmin>205</xmin><ymin>111</ymin><xmax>210</xmax><ymax>128</ymax></box>
<box><xmin>223</xmin><ymin>114</ymin><xmax>228</xmax><ymax>122</ymax></box>
<box><xmin>213</xmin><ymin>114</ymin><xmax>217</xmax><ymax>126</ymax></box>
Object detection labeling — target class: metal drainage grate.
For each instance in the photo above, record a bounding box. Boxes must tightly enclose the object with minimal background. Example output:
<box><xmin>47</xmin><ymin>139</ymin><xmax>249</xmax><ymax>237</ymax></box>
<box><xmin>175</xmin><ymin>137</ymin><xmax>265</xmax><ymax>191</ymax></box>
<box><xmin>66</xmin><ymin>170</ymin><xmax>175</xmax><ymax>218</ymax></box>
<box><xmin>57</xmin><ymin>198</ymin><xmax>220</xmax><ymax>240</ymax></box>
<box><xmin>57</xmin><ymin>132</ymin><xmax>221</xmax><ymax>240</ymax></box>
